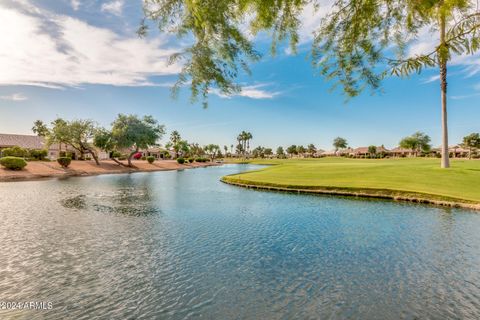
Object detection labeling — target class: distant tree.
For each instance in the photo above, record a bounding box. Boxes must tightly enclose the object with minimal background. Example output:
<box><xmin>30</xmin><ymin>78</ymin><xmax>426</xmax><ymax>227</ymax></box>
<box><xmin>252</xmin><ymin>146</ymin><xmax>265</xmax><ymax>158</ymax></box>
<box><xmin>276</xmin><ymin>146</ymin><xmax>285</xmax><ymax>158</ymax></box>
<box><xmin>235</xmin><ymin>143</ymin><xmax>244</xmax><ymax>156</ymax></box>
<box><xmin>462</xmin><ymin>133</ymin><xmax>480</xmax><ymax>159</ymax></box>
<box><xmin>204</xmin><ymin>144</ymin><xmax>220</xmax><ymax>161</ymax></box>
<box><xmin>168</xmin><ymin>130</ymin><xmax>182</xmax><ymax>158</ymax></box>
<box><xmin>296</xmin><ymin>145</ymin><xmax>306</xmax><ymax>156</ymax></box>
<box><xmin>368</xmin><ymin>145</ymin><xmax>377</xmax><ymax>157</ymax></box>
<box><xmin>224</xmin><ymin>145</ymin><xmax>228</xmax><ymax>157</ymax></box>
<box><xmin>264</xmin><ymin>148</ymin><xmax>273</xmax><ymax>157</ymax></box>
<box><xmin>399</xmin><ymin>132</ymin><xmax>431</xmax><ymax>157</ymax></box>
<box><xmin>167</xmin><ymin>139</ymin><xmax>190</xmax><ymax>158</ymax></box>
<box><xmin>189</xmin><ymin>143</ymin><xmax>205</xmax><ymax>157</ymax></box>
<box><xmin>47</xmin><ymin>118</ymin><xmax>69</xmax><ymax>153</ymax></box>
<box><xmin>236</xmin><ymin>131</ymin><xmax>253</xmax><ymax>158</ymax></box>
<box><xmin>333</xmin><ymin>137</ymin><xmax>348</xmax><ymax>155</ymax></box>
<box><xmin>67</xmin><ymin>120</ymin><xmax>102</xmax><ymax>164</ymax></box>
<box><xmin>43</xmin><ymin>118</ymin><xmax>100</xmax><ymax>165</ymax></box>
<box><xmin>286</xmin><ymin>145</ymin><xmax>298</xmax><ymax>158</ymax></box>
<box><xmin>111</xmin><ymin>114</ymin><xmax>165</xmax><ymax>167</ymax></box>
<box><xmin>32</xmin><ymin>120</ymin><xmax>49</xmax><ymax>137</ymax></box>
<box><xmin>307</xmin><ymin>144</ymin><xmax>316</xmax><ymax>157</ymax></box>
<box><xmin>94</xmin><ymin>128</ymin><xmax>125</xmax><ymax>166</ymax></box>
<box><xmin>177</xmin><ymin>140</ymin><xmax>190</xmax><ymax>158</ymax></box>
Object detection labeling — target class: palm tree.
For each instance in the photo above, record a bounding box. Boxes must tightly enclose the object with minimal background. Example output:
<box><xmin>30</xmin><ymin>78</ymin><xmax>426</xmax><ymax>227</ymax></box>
<box><xmin>169</xmin><ymin>130</ymin><xmax>181</xmax><ymax>158</ymax></box>
<box><xmin>245</xmin><ymin>132</ymin><xmax>253</xmax><ymax>156</ymax></box>
<box><xmin>237</xmin><ymin>131</ymin><xmax>252</xmax><ymax>158</ymax></box>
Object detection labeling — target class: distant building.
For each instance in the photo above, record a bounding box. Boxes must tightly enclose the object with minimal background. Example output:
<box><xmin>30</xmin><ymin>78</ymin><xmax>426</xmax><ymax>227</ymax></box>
<box><xmin>139</xmin><ymin>147</ymin><xmax>175</xmax><ymax>159</ymax></box>
<box><xmin>449</xmin><ymin>145</ymin><xmax>470</xmax><ymax>158</ymax></box>
<box><xmin>389</xmin><ymin>147</ymin><xmax>415</xmax><ymax>157</ymax></box>
<box><xmin>351</xmin><ymin>146</ymin><xmax>390</xmax><ymax>157</ymax></box>
<box><xmin>0</xmin><ymin>133</ymin><xmax>109</xmax><ymax>160</ymax></box>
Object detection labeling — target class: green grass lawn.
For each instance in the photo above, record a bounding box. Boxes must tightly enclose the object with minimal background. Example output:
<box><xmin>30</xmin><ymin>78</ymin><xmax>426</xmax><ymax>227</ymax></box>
<box><xmin>223</xmin><ymin>158</ymin><xmax>480</xmax><ymax>203</ymax></box>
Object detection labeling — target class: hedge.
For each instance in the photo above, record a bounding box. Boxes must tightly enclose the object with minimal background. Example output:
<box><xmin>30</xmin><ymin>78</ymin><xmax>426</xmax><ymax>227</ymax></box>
<box><xmin>0</xmin><ymin>156</ymin><xmax>28</xmax><ymax>170</ymax></box>
<box><xmin>57</xmin><ymin>157</ymin><xmax>72</xmax><ymax>168</ymax></box>
<box><xmin>1</xmin><ymin>146</ymin><xmax>29</xmax><ymax>158</ymax></box>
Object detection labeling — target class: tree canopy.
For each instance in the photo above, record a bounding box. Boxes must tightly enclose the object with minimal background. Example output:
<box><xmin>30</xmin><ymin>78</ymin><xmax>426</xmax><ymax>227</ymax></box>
<box><xmin>399</xmin><ymin>131</ymin><xmax>432</xmax><ymax>155</ymax></box>
<box><xmin>111</xmin><ymin>114</ymin><xmax>165</xmax><ymax>166</ymax></box>
<box><xmin>333</xmin><ymin>137</ymin><xmax>348</xmax><ymax>151</ymax></box>
<box><xmin>141</xmin><ymin>0</ymin><xmax>480</xmax><ymax>100</ymax></box>
<box><xmin>34</xmin><ymin>118</ymin><xmax>101</xmax><ymax>165</ymax></box>
<box><xmin>462</xmin><ymin>132</ymin><xmax>480</xmax><ymax>158</ymax></box>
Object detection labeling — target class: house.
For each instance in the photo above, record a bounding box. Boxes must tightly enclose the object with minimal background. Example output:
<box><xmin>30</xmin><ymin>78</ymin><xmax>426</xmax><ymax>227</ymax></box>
<box><xmin>350</xmin><ymin>146</ymin><xmax>390</xmax><ymax>157</ymax></box>
<box><xmin>449</xmin><ymin>145</ymin><xmax>470</xmax><ymax>158</ymax></box>
<box><xmin>0</xmin><ymin>133</ymin><xmax>109</xmax><ymax>160</ymax></box>
<box><xmin>0</xmin><ymin>133</ymin><xmax>44</xmax><ymax>151</ymax></box>
<box><xmin>389</xmin><ymin>147</ymin><xmax>415</xmax><ymax>157</ymax></box>
<box><xmin>140</xmin><ymin>147</ymin><xmax>175</xmax><ymax>159</ymax></box>
<box><xmin>313</xmin><ymin>149</ymin><xmax>326</xmax><ymax>157</ymax></box>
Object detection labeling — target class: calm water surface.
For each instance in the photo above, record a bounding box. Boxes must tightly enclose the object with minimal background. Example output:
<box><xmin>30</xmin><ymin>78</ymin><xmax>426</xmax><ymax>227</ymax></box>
<box><xmin>0</xmin><ymin>164</ymin><xmax>479</xmax><ymax>319</ymax></box>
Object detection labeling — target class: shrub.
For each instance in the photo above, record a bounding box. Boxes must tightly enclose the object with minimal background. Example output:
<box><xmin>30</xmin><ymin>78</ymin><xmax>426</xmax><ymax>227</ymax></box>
<box><xmin>118</xmin><ymin>155</ymin><xmax>127</xmax><ymax>160</ymax></box>
<box><xmin>1</xmin><ymin>146</ymin><xmax>29</xmax><ymax>158</ymax></box>
<box><xmin>57</xmin><ymin>157</ymin><xmax>72</xmax><ymax>168</ymax></box>
<box><xmin>141</xmin><ymin>156</ymin><xmax>147</xmax><ymax>161</ymax></box>
<box><xmin>133</xmin><ymin>152</ymin><xmax>142</xmax><ymax>160</ymax></box>
<box><xmin>112</xmin><ymin>151</ymin><xmax>122</xmax><ymax>158</ymax></box>
<box><xmin>147</xmin><ymin>156</ymin><xmax>155</xmax><ymax>164</ymax></box>
<box><xmin>188</xmin><ymin>158</ymin><xmax>195</xmax><ymax>163</ymax></box>
<box><xmin>0</xmin><ymin>156</ymin><xmax>27</xmax><ymax>170</ymax></box>
<box><xmin>177</xmin><ymin>157</ymin><xmax>185</xmax><ymax>164</ymax></box>
<box><xmin>29</xmin><ymin>149</ymin><xmax>48</xmax><ymax>160</ymax></box>
<box><xmin>85</xmin><ymin>156</ymin><xmax>91</xmax><ymax>160</ymax></box>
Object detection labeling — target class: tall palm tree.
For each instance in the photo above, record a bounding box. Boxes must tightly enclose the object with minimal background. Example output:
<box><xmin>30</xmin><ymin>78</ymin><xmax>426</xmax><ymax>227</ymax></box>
<box><xmin>245</xmin><ymin>132</ymin><xmax>253</xmax><ymax>156</ymax></box>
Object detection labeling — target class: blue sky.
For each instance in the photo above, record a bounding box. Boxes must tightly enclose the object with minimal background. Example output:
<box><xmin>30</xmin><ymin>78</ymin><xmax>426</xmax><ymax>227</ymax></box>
<box><xmin>0</xmin><ymin>0</ymin><xmax>479</xmax><ymax>151</ymax></box>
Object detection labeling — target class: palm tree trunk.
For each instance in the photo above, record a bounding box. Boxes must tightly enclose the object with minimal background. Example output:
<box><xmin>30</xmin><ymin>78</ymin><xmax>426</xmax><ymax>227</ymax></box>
<box><xmin>439</xmin><ymin>11</ymin><xmax>450</xmax><ymax>168</ymax></box>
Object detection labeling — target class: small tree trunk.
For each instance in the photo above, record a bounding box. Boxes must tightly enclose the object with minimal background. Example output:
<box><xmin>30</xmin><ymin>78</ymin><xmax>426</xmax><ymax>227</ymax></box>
<box><xmin>127</xmin><ymin>148</ymin><xmax>138</xmax><ymax>167</ymax></box>
<box><xmin>439</xmin><ymin>12</ymin><xmax>450</xmax><ymax>168</ymax></box>
<box><xmin>111</xmin><ymin>157</ymin><xmax>125</xmax><ymax>166</ymax></box>
<box><xmin>90</xmin><ymin>150</ymin><xmax>100</xmax><ymax>165</ymax></box>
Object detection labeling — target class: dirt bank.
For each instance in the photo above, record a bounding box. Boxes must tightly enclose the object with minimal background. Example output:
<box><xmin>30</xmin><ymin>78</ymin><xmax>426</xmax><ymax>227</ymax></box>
<box><xmin>0</xmin><ymin>160</ymin><xmax>219</xmax><ymax>182</ymax></box>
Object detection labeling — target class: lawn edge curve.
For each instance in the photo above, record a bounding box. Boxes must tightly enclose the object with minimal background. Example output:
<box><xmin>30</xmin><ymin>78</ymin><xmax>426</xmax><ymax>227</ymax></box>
<box><xmin>221</xmin><ymin>176</ymin><xmax>480</xmax><ymax>211</ymax></box>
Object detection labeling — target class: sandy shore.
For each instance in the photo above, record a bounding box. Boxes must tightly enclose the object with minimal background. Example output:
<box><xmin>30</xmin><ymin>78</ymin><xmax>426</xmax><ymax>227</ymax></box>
<box><xmin>0</xmin><ymin>160</ymin><xmax>219</xmax><ymax>182</ymax></box>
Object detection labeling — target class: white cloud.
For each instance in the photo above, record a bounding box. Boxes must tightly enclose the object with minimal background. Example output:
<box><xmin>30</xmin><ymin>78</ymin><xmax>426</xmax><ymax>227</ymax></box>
<box><xmin>0</xmin><ymin>2</ymin><xmax>180</xmax><ymax>89</ymax></box>
<box><xmin>101</xmin><ymin>0</ymin><xmax>124</xmax><ymax>16</ymax></box>
<box><xmin>0</xmin><ymin>93</ymin><xmax>28</xmax><ymax>101</ymax></box>
<box><xmin>297</xmin><ymin>1</ymin><xmax>333</xmax><ymax>45</ymax></box>
<box><xmin>70</xmin><ymin>0</ymin><xmax>80</xmax><ymax>11</ymax></box>
<box><xmin>451</xmin><ymin>92</ymin><xmax>480</xmax><ymax>100</ymax></box>
<box><xmin>212</xmin><ymin>83</ymin><xmax>281</xmax><ymax>100</ymax></box>
<box><xmin>422</xmin><ymin>75</ymin><xmax>440</xmax><ymax>83</ymax></box>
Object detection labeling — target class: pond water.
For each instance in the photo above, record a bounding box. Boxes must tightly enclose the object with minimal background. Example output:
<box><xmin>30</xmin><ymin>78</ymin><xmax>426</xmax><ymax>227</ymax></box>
<box><xmin>0</xmin><ymin>164</ymin><xmax>479</xmax><ymax>319</ymax></box>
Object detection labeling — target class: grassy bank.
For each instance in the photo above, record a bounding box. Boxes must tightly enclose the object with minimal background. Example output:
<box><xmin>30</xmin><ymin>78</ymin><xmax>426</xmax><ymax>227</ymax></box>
<box><xmin>222</xmin><ymin>158</ymin><xmax>480</xmax><ymax>207</ymax></box>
